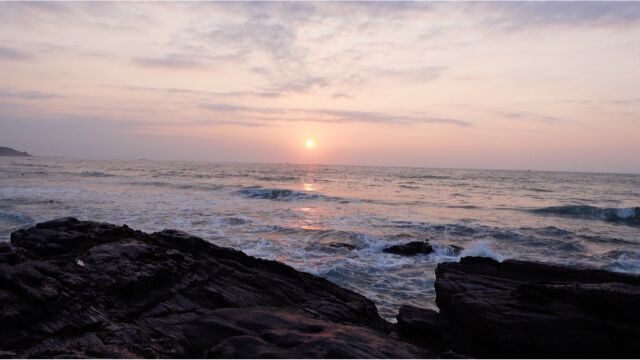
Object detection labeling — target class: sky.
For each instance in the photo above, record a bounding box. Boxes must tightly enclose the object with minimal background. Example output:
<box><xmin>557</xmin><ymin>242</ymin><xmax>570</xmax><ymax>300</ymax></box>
<box><xmin>1</xmin><ymin>2</ymin><xmax>639</xmax><ymax>173</ymax></box>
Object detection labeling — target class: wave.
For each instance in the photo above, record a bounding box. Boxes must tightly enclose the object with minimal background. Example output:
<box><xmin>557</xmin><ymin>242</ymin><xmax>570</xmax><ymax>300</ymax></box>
<box><xmin>389</xmin><ymin>221</ymin><xmax>499</xmax><ymax>238</ymax></box>
<box><xmin>258</xmin><ymin>225</ymin><xmax>497</xmax><ymax>263</ymax></box>
<box><xmin>8</xmin><ymin>162</ymin><xmax>50</xmax><ymax>168</ymax></box>
<box><xmin>174</xmin><ymin>183</ymin><xmax>224</xmax><ymax>191</ymax></box>
<box><xmin>220</xmin><ymin>217</ymin><xmax>250</xmax><ymax>226</ymax></box>
<box><xmin>598</xmin><ymin>250</ymin><xmax>640</xmax><ymax>273</ymax></box>
<box><xmin>238</xmin><ymin>187</ymin><xmax>321</xmax><ymax>201</ymax></box>
<box><xmin>399</xmin><ymin>184</ymin><xmax>420</xmax><ymax>189</ymax></box>
<box><xmin>460</xmin><ymin>240</ymin><xmax>505</xmax><ymax>262</ymax></box>
<box><xmin>80</xmin><ymin>171</ymin><xmax>115</xmax><ymax>177</ymax></box>
<box><xmin>399</xmin><ymin>174</ymin><xmax>450</xmax><ymax>180</ymax></box>
<box><xmin>254</xmin><ymin>176</ymin><xmax>298</xmax><ymax>182</ymax></box>
<box><xmin>0</xmin><ymin>210</ymin><xmax>34</xmax><ymax>226</ymax></box>
<box><xmin>385</xmin><ymin>220</ymin><xmax>584</xmax><ymax>248</ymax></box>
<box><xmin>528</xmin><ymin>226</ymin><xmax>574</xmax><ymax>237</ymax></box>
<box><xmin>524</xmin><ymin>187</ymin><xmax>554</xmax><ymax>193</ymax></box>
<box><xmin>446</xmin><ymin>205</ymin><xmax>481</xmax><ymax>209</ymax></box>
<box><xmin>237</xmin><ymin>186</ymin><xmax>348</xmax><ymax>202</ymax></box>
<box><xmin>531</xmin><ymin>205</ymin><xmax>640</xmax><ymax>224</ymax></box>
<box><xmin>124</xmin><ymin>181</ymin><xmax>224</xmax><ymax>192</ymax></box>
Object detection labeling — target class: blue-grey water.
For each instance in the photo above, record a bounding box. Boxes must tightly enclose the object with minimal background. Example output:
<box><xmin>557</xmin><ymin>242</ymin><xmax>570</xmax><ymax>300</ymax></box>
<box><xmin>1</xmin><ymin>157</ymin><xmax>639</xmax><ymax>319</ymax></box>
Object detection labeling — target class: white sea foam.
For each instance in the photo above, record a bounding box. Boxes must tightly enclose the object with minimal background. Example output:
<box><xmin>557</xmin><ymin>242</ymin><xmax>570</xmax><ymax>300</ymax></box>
<box><xmin>532</xmin><ymin>205</ymin><xmax>639</xmax><ymax>223</ymax></box>
<box><xmin>461</xmin><ymin>240</ymin><xmax>506</xmax><ymax>262</ymax></box>
<box><xmin>0</xmin><ymin>210</ymin><xmax>33</xmax><ymax>225</ymax></box>
<box><xmin>237</xmin><ymin>187</ymin><xmax>322</xmax><ymax>201</ymax></box>
<box><xmin>615</xmin><ymin>207</ymin><xmax>637</xmax><ymax>219</ymax></box>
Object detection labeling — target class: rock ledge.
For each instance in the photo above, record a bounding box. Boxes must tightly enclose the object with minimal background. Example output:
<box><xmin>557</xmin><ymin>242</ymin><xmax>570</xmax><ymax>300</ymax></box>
<box><xmin>0</xmin><ymin>218</ymin><xmax>430</xmax><ymax>358</ymax></box>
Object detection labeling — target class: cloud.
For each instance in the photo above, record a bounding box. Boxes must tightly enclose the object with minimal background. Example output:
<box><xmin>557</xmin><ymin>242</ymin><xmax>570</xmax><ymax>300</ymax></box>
<box><xmin>201</xmin><ymin>103</ymin><xmax>284</xmax><ymax>114</ymax></box>
<box><xmin>499</xmin><ymin>111</ymin><xmax>564</xmax><ymax>124</ymax></box>
<box><xmin>132</xmin><ymin>53</ymin><xmax>205</xmax><ymax>69</ymax></box>
<box><xmin>200</xmin><ymin>102</ymin><xmax>471</xmax><ymax>127</ymax></box>
<box><xmin>173</xmin><ymin>4</ymin><xmax>327</xmax><ymax>95</ymax></box>
<box><xmin>307</xmin><ymin>109</ymin><xmax>470</xmax><ymax>126</ymax></box>
<box><xmin>332</xmin><ymin>92</ymin><xmax>353</xmax><ymax>99</ymax></box>
<box><xmin>109</xmin><ymin>85</ymin><xmax>282</xmax><ymax>99</ymax></box>
<box><xmin>472</xmin><ymin>2</ymin><xmax>640</xmax><ymax>30</ymax></box>
<box><xmin>0</xmin><ymin>2</ymin><xmax>150</xmax><ymax>32</ymax></box>
<box><xmin>266</xmin><ymin>74</ymin><xmax>328</xmax><ymax>93</ymax></box>
<box><xmin>205</xmin><ymin>20</ymin><xmax>297</xmax><ymax>61</ymax></box>
<box><xmin>0</xmin><ymin>46</ymin><xmax>32</xmax><ymax>61</ymax></box>
<box><xmin>0</xmin><ymin>88</ymin><xmax>62</xmax><ymax>100</ymax></box>
<box><xmin>555</xmin><ymin>98</ymin><xmax>640</xmax><ymax>106</ymax></box>
<box><xmin>371</xmin><ymin>66</ymin><xmax>445</xmax><ymax>84</ymax></box>
<box><xmin>194</xmin><ymin>119</ymin><xmax>269</xmax><ymax>128</ymax></box>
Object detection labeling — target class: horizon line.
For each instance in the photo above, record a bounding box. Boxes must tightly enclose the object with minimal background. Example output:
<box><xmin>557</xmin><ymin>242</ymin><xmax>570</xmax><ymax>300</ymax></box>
<box><xmin>17</xmin><ymin>154</ymin><xmax>640</xmax><ymax>176</ymax></box>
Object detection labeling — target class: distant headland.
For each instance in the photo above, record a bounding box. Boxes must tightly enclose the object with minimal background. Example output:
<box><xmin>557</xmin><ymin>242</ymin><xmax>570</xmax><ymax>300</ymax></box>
<box><xmin>0</xmin><ymin>146</ymin><xmax>32</xmax><ymax>157</ymax></box>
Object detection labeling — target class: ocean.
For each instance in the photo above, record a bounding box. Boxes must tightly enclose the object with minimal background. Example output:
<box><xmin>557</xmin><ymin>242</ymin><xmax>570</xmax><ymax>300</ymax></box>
<box><xmin>1</xmin><ymin>157</ymin><xmax>639</xmax><ymax>319</ymax></box>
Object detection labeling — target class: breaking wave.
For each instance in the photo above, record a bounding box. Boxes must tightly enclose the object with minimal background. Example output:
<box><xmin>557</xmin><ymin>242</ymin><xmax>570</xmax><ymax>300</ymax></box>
<box><xmin>0</xmin><ymin>210</ymin><xmax>34</xmax><ymax>226</ymax></box>
<box><xmin>251</xmin><ymin>225</ymin><xmax>498</xmax><ymax>265</ymax></box>
<box><xmin>531</xmin><ymin>205</ymin><xmax>640</xmax><ymax>224</ymax></box>
<box><xmin>237</xmin><ymin>186</ymin><xmax>347</xmax><ymax>202</ymax></box>
<box><xmin>461</xmin><ymin>240</ymin><xmax>506</xmax><ymax>262</ymax></box>
<box><xmin>238</xmin><ymin>187</ymin><xmax>321</xmax><ymax>201</ymax></box>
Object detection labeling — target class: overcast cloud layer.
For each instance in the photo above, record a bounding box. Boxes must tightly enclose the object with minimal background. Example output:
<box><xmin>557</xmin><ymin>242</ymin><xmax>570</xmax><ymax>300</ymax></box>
<box><xmin>1</xmin><ymin>2</ymin><xmax>639</xmax><ymax>172</ymax></box>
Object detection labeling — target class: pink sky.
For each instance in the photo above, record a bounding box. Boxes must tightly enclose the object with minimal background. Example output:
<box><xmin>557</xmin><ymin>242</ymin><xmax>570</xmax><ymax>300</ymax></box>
<box><xmin>1</xmin><ymin>2</ymin><xmax>639</xmax><ymax>173</ymax></box>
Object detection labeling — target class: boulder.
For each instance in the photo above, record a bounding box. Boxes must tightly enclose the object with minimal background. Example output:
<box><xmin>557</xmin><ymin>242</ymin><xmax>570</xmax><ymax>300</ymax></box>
<box><xmin>382</xmin><ymin>241</ymin><xmax>463</xmax><ymax>257</ymax></box>
<box><xmin>383</xmin><ymin>241</ymin><xmax>433</xmax><ymax>255</ymax></box>
<box><xmin>0</xmin><ymin>218</ymin><xmax>433</xmax><ymax>358</ymax></box>
<box><xmin>435</xmin><ymin>256</ymin><xmax>640</xmax><ymax>357</ymax></box>
<box><xmin>396</xmin><ymin>305</ymin><xmax>443</xmax><ymax>348</ymax></box>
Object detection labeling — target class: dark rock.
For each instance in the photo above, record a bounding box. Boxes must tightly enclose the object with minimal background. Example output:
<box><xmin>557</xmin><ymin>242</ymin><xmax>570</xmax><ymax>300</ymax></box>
<box><xmin>383</xmin><ymin>241</ymin><xmax>433</xmax><ymax>255</ymax></box>
<box><xmin>0</xmin><ymin>218</ymin><xmax>434</xmax><ymax>358</ymax></box>
<box><xmin>325</xmin><ymin>242</ymin><xmax>356</xmax><ymax>251</ymax></box>
<box><xmin>198</xmin><ymin>307</ymin><xmax>429</xmax><ymax>358</ymax></box>
<box><xmin>0</xmin><ymin>146</ymin><xmax>31</xmax><ymax>157</ymax></box>
<box><xmin>435</xmin><ymin>256</ymin><xmax>640</xmax><ymax>357</ymax></box>
<box><xmin>396</xmin><ymin>305</ymin><xmax>443</xmax><ymax>348</ymax></box>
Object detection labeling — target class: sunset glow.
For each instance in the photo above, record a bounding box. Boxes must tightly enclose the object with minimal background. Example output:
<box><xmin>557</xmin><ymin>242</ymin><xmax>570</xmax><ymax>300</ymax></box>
<box><xmin>0</xmin><ymin>2</ymin><xmax>639</xmax><ymax>172</ymax></box>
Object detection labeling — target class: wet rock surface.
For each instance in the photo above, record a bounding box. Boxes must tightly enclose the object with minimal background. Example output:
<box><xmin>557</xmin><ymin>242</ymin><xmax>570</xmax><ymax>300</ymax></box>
<box><xmin>3</xmin><ymin>218</ymin><xmax>640</xmax><ymax>358</ymax></box>
<box><xmin>383</xmin><ymin>240</ymin><xmax>433</xmax><ymax>255</ymax></box>
<box><xmin>0</xmin><ymin>218</ymin><xmax>431</xmax><ymax>358</ymax></box>
<box><xmin>382</xmin><ymin>240</ymin><xmax>462</xmax><ymax>257</ymax></box>
<box><xmin>396</xmin><ymin>305</ymin><xmax>443</xmax><ymax>349</ymax></box>
<box><xmin>435</xmin><ymin>256</ymin><xmax>640</xmax><ymax>358</ymax></box>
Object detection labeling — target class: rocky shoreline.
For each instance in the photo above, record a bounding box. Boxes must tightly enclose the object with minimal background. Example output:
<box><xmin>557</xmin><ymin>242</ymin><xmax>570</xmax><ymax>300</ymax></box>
<box><xmin>1</xmin><ymin>218</ymin><xmax>639</xmax><ymax>358</ymax></box>
<box><xmin>0</xmin><ymin>146</ymin><xmax>31</xmax><ymax>157</ymax></box>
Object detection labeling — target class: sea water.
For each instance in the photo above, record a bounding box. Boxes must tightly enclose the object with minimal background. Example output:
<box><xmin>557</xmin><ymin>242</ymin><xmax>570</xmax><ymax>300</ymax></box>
<box><xmin>1</xmin><ymin>157</ymin><xmax>639</xmax><ymax>319</ymax></box>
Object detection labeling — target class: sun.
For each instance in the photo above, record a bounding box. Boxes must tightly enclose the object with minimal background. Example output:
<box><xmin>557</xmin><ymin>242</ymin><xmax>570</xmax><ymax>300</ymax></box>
<box><xmin>305</xmin><ymin>138</ymin><xmax>315</xmax><ymax>149</ymax></box>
